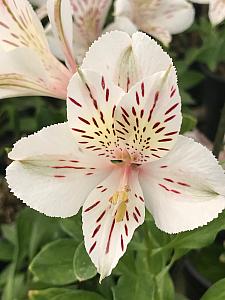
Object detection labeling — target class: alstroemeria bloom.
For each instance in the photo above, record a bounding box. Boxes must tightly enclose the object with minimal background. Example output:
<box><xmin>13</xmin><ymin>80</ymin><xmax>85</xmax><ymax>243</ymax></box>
<box><xmin>190</xmin><ymin>0</ymin><xmax>225</xmax><ymax>25</ymax></box>
<box><xmin>0</xmin><ymin>0</ymin><xmax>76</xmax><ymax>99</ymax></box>
<box><xmin>6</xmin><ymin>32</ymin><xmax>225</xmax><ymax>280</ymax></box>
<box><xmin>33</xmin><ymin>0</ymin><xmax>114</xmax><ymax>64</ymax></box>
<box><xmin>113</xmin><ymin>0</ymin><xmax>195</xmax><ymax>46</ymax></box>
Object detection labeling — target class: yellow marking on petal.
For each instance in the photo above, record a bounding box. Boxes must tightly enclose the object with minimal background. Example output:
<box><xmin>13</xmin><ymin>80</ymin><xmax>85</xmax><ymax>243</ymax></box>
<box><xmin>109</xmin><ymin>191</ymin><xmax>119</xmax><ymax>205</ymax></box>
<box><xmin>115</xmin><ymin>202</ymin><xmax>127</xmax><ymax>223</ymax></box>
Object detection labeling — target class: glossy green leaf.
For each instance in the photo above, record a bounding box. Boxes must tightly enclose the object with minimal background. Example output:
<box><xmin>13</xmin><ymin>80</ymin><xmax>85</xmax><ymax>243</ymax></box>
<box><xmin>73</xmin><ymin>242</ymin><xmax>97</xmax><ymax>281</ymax></box>
<box><xmin>60</xmin><ymin>214</ymin><xmax>83</xmax><ymax>243</ymax></box>
<box><xmin>29</xmin><ymin>239</ymin><xmax>78</xmax><ymax>285</ymax></box>
<box><xmin>29</xmin><ymin>288</ymin><xmax>106</xmax><ymax>300</ymax></box>
<box><xmin>180</xmin><ymin>113</ymin><xmax>197</xmax><ymax>134</ymax></box>
<box><xmin>201</xmin><ymin>278</ymin><xmax>225</xmax><ymax>300</ymax></box>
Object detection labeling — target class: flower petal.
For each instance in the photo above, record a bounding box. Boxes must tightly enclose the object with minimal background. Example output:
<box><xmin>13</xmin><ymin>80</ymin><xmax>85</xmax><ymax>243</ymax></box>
<box><xmin>140</xmin><ymin>135</ymin><xmax>225</xmax><ymax>233</ymax></box>
<box><xmin>115</xmin><ymin>0</ymin><xmax>195</xmax><ymax>37</ymax></box>
<box><xmin>209</xmin><ymin>0</ymin><xmax>225</xmax><ymax>26</ymax></box>
<box><xmin>147</xmin><ymin>26</ymin><xmax>172</xmax><ymax>47</ymax></box>
<box><xmin>82</xmin><ymin>167</ymin><xmax>145</xmax><ymax>280</ymax></box>
<box><xmin>6</xmin><ymin>123</ymin><xmax>111</xmax><ymax>217</ymax></box>
<box><xmin>115</xmin><ymin>69</ymin><xmax>181</xmax><ymax>163</ymax></box>
<box><xmin>67</xmin><ymin>69</ymin><xmax>125</xmax><ymax>158</ymax></box>
<box><xmin>0</xmin><ymin>47</ymin><xmax>69</xmax><ymax>99</ymax></box>
<box><xmin>47</xmin><ymin>0</ymin><xmax>76</xmax><ymax>72</ymax></box>
<box><xmin>82</xmin><ymin>31</ymin><xmax>175</xmax><ymax>91</ymax></box>
<box><xmin>71</xmin><ymin>0</ymin><xmax>112</xmax><ymax>64</ymax></box>
<box><xmin>0</xmin><ymin>0</ymin><xmax>72</xmax><ymax>99</ymax></box>
<box><xmin>105</xmin><ymin>16</ymin><xmax>138</xmax><ymax>35</ymax></box>
<box><xmin>0</xmin><ymin>0</ymin><xmax>48</xmax><ymax>52</ymax></box>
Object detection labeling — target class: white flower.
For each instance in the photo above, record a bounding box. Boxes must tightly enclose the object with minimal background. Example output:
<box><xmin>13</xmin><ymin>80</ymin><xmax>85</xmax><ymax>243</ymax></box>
<box><xmin>0</xmin><ymin>0</ymin><xmax>76</xmax><ymax>100</ymax></box>
<box><xmin>190</xmin><ymin>0</ymin><xmax>225</xmax><ymax>25</ymax></box>
<box><xmin>6</xmin><ymin>31</ymin><xmax>225</xmax><ymax>280</ymax></box>
<box><xmin>31</xmin><ymin>0</ymin><xmax>114</xmax><ymax>64</ymax></box>
<box><xmin>113</xmin><ymin>0</ymin><xmax>195</xmax><ymax>46</ymax></box>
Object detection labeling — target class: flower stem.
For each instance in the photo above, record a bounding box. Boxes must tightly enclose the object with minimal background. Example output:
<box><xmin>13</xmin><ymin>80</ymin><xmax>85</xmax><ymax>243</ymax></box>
<box><xmin>213</xmin><ymin>101</ymin><xmax>225</xmax><ymax>159</ymax></box>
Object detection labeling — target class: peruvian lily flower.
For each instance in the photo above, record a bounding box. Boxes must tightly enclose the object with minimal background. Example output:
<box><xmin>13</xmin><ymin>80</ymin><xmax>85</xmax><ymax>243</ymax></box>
<box><xmin>0</xmin><ymin>0</ymin><xmax>76</xmax><ymax>100</ymax></box>
<box><xmin>6</xmin><ymin>31</ymin><xmax>225</xmax><ymax>280</ymax></box>
<box><xmin>190</xmin><ymin>0</ymin><xmax>225</xmax><ymax>25</ymax></box>
<box><xmin>113</xmin><ymin>0</ymin><xmax>195</xmax><ymax>46</ymax></box>
<box><xmin>32</xmin><ymin>0</ymin><xmax>114</xmax><ymax>64</ymax></box>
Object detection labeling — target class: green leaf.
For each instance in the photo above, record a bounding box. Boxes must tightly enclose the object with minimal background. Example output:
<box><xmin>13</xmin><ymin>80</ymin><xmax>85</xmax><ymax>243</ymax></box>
<box><xmin>113</xmin><ymin>274</ymin><xmax>155</xmax><ymax>300</ymax></box>
<box><xmin>60</xmin><ymin>214</ymin><xmax>83</xmax><ymax>243</ymax></box>
<box><xmin>16</xmin><ymin>208</ymin><xmax>62</xmax><ymax>262</ymax></box>
<box><xmin>180</xmin><ymin>113</ymin><xmax>197</xmax><ymax>134</ymax></box>
<box><xmin>0</xmin><ymin>240</ymin><xmax>14</xmax><ymax>261</ymax></box>
<box><xmin>201</xmin><ymin>278</ymin><xmax>225</xmax><ymax>300</ymax></box>
<box><xmin>180</xmin><ymin>70</ymin><xmax>204</xmax><ymax>90</ymax></box>
<box><xmin>1</xmin><ymin>224</ymin><xmax>17</xmax><ymax>245</ymax></box>
<box><xmin>29</xmin><ymin>288</ymin><xmax>105</xmax><ymax>300</ymax></box>
<box><xmin>29</xmin><ymin>239</ymin><xmax>78</xmax><ymax>285</ymax></box>
<box><xmin>73</xmin><ymin>242</ymin><xmax>97</xmax><ymax>281</ymax></box>
<box><xmin>163</xmin><ymin>210</ymin><xmax>225</xmax><ymax>252</ymax></box>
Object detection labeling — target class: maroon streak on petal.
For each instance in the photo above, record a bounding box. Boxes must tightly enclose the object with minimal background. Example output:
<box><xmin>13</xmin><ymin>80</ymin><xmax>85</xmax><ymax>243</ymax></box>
<box><xmin>92</xmin><ymin>224</ymin><xmax>101</xmax><ymax>238</ymax></box>
<box><xmin>106</xmin><ymin>219</ymin><xmax>115</xmax><ymax>254</ymax></box>
<box><xmin>84</xmin><ymin>200</ymin><xmax>101</xmax><ymax>212</ymax></box>
<box><xmin>133</xmin><ymin>212</ymin><xmax>139</xmax><ymax>223</ymax></box>
<box><xmin>105</xmin><ymin>88</ymin><xmax>109</xmax><ymax>102</ymax></box>
<box><xmin>101</xmin><ymin>76</ymin><xmax>105</xmax><ymax>90</ymax></box>
<box><xmin>68</xmin><ymin>97</ymin><xmax>82</xmax><ymax>107</ymax></box>
<box><xmin>96</xmin><ymin>210</ymin><xmax>106</xmax><ymax>223</ymax></box>
<box><xmin>78</xmin><ymin>116</ymin><xmax>90</xmax><ymax>125</ymax></box>
<box><xmin>89</xmin><ymin>241</ymin><xmax>97</xmax><ymax>254</ymax></box>
<box><xmin>165</xmin><ymin>103</ymin><xmax>179</xmax><ymax>115</ymax></box>
<box><xmin>121</xmin><ymin>234</ymin><xmax>124</xmax><ymax>251</ymax></box>
<box><xmin>124</xmin><ymin>224</ymin><xmax>128</xmax><ymax>236</ymax></box>
<box><xmin>141</xmin><ymin>82</ymin><xmax>145</xmax><ymax>97</ymax></box>
<box><xmin>72</xmin><ymin>128</ymin><xmax>86</xmax><ymax>133</ymax></box>
<box><xmin>158</xmin><ymin>138</ymin><xmax>173</xmax><ymax>142</ymax></box>
<box><xmin>177</xmin><ymin>182</ymin><xmax>191</xmax><ymax>187</ymax></box>
<box><xmin>164</xmin><ymin>115</ymin><xmax>176</xmax><ymax>123</ymax></box>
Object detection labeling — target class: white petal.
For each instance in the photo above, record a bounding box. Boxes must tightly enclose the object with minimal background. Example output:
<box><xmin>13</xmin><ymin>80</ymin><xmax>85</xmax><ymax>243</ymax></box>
<box><xmin>115</xmin><ymin>70</ymin><xmax>181</xmax><ymax>163</ymax></box>
<box><xmin>45</xmin><ymin>24</ymin><xmax>65</xmax><ymax>62</ymax></box>
<box><xmin>104</xmin><ymin>17</ymin><xmax>138</xmax><ymax>35</ymax></box>
<box><xmin>148</xmin><ymin>26</ymin><xmax>172</xmax><ymax>47</ymax></box>
<box><xmin>149</xmin><ymin>0</ymin><xmax>195</xmax><ymax>35</ymax></box>
<box><xmin>67</xmin><ymin>69</ymin><xmax>124</xmax><ymax>159</ymax></box>
<box><xmin>0</xmin><ymin>47</ymin><xmax>66</xmax><ymax>99</ymax></box>
<box><xmin>72</xmin><ymin>0</ymin><xmax>112</xmax><ymax>63</ymax></box>
<box><xmin>82</xmin><ymin>31</ymin><xmax>175</xmax><ymax>91</ymax></box>
<box><xmin>140</xmin><ymin>135</ymin><xmax>225</xmax><ymax>233</ymax></box>
<box><xmin>115</xmin><ymin>0</ymin><xmax>195</xmax><ymax>36</ymax></box>
<box><xmin>0</xmin><ymin>0</ymin><xmax>48</xmax><ymax>52</ymax></box>
<box><xmin>82</xmin><ymin>168</ymin><xmax>145</xmax><ymax>280</ymax></box>
<box><xmin>0</xmin><ymin>0</ymin><xmax>72</xmax><ymax>99</ymax></box>
<box><xmin>47</xmin><ymin>0</ymin><xmax>76</xmax><ymax>72</ymax></box>
<box><xmin>6</xmin><ymin>123</ymin><xmax>110</xmax><ymax>217</ymax></box>
<box><xmin>209</xmin><ymin>0</ymin><xmax>225</xmax><ymax>25</ymax></box>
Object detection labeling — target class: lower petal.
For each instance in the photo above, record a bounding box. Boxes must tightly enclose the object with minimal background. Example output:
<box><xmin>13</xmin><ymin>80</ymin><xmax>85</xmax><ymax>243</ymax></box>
<box><xmin>140</xmin><ymin>135</ymin><xmax>225</xmax><ymax>233</ymax></box>
<box><xmin>82</xmin><ymin>168</ymin><xmax>145</xmax><ymax>280</ymax></box>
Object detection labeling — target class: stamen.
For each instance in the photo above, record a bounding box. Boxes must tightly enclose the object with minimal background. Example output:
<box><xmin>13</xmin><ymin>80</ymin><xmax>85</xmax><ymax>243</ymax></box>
<box><xmin>115</xmin><ymin>202</ymin><xmax>127</xmax><ymax>223</ymax></box>
<box><xmin>109</xmin><ymin>192</ymin><xmax>119</xmax><ymax>205</ymax></box>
